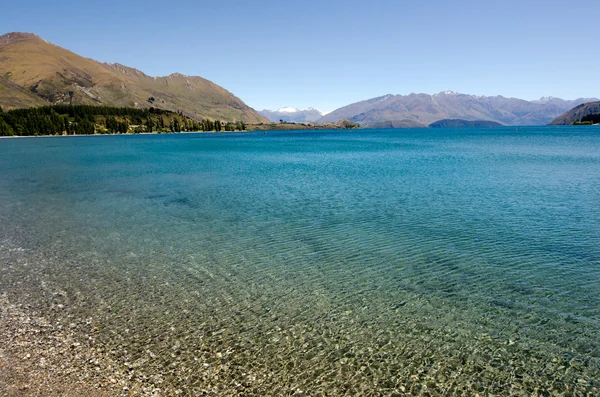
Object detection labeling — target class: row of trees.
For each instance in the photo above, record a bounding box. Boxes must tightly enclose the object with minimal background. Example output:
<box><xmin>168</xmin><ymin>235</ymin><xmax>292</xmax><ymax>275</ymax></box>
<box><xmin>0</xmin><ymin>106</ymin><xmax>95</xmax><ymax>136</ymax></box>
<box><xmin>0</xmin><ymin>105</ymin><xmax>248</xmax><ymax>136</ymax></box>
<box><xmin>27</xmin><ymin>104</ymin><xmax>173</xmax><ymax>119</ymax></box>
<box><xmin>105</xmin><ymin>116</ymin><xmax>130</xmax><ymax>134</ymax></box>
<box><xmin>580</xmin><ymin>114</ymin><xmax>600</xmax><ymax>124</ymax></box>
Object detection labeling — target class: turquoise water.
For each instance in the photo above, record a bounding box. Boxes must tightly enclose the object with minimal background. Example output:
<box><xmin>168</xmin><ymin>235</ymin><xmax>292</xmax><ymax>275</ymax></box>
<box><xmin>1</xmin><ymin>127</ymin><xmax>599</xmax><ymax>395</ymax></box>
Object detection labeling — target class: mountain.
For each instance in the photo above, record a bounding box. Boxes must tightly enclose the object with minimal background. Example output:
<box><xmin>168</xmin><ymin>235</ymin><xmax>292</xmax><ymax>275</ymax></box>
<box><xmin>366</xmin><ymin>119</ymin><xmax>427</xmax><ymax>129</ymax></box>
<box><xmin>319</xmin><ymin>91</ymin><xmax>599</xmax><ymax>127</ymax></box>
<box><xmin>259</xmin><ymin>107</ymin><xmax>325</xmax><ymax>122</ymax></box>
<box><xmin>532</xmin><ymin>96</ymin><xmax>599</xmax><ymax>108</ymax></box>
<box><xmin>429</xmin><ymin>119</ymin><xmax>503</xmax><ymax>128</ymax></box>
<box><xmin>549</xmin><ymin>101</ymin><xmax>600</xmax><ymax>125</ymax></box>
<box><xmin>0</xmin><ymin>76</ymin><xmax>47</xmax><ymax>109</ymax></box>
<box><xmin>0</xmin><ymin>32</ymin><xmax>266</xmax><ymax>123</ymax></box>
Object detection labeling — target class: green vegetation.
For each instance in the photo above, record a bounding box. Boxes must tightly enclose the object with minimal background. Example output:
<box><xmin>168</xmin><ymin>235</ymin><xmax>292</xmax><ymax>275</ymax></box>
<box><xmin>549</xmin><ymin>102</ymin><xmax>600</xmax><ymax>125</ymax></box>
<box><xmin>578</xmin><ymin>114</ymin><xmax>600</xmax><ymax>124</ymax></box>
<box><xmin>246</xmin><ymin>119</ymin><xmax>359</xmax><ymax>131</ymax></box>
<box><xmin>0</xmin><ymin>105</ymin><xmax>247</xmax><ymax>137</ymax></box>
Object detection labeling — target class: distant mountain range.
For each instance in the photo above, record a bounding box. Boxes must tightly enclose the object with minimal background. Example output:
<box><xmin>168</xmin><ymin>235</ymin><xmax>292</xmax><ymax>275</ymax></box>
<box><xmin>0</xmin><ymin>32</ymin><xmax>266</xmax><ymax>123</ymax></box>
<box><xmin>318</xmin><ymin>91</ymin><xmax>599</xmax><ymax>127</ymax></box>
<box><xmin>259</xmin><ymin>107</ymin><xmax>325</xmax><ymax>122</ymax></box>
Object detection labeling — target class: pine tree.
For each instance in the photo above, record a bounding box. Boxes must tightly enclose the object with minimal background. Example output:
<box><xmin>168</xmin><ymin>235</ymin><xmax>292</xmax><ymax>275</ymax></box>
<box><xmin>146</xmin><ymin>118</ymin><xmax>154</xmax><ymax>132</ymax></box>
<box><xmin>0</xmin><ymin>104</ymin><xmax>197</xmax><ymax>136</ymax></box>
<box><xmin>0</xmin><ymin>117</ymin><xmax>14</xmax><ymax>136</ymax></box>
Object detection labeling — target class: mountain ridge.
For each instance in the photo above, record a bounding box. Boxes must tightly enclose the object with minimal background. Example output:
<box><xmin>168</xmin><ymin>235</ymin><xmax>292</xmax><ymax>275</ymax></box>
<box><xmin>0</xmin><ymin>32</ymin><xmax>267</xmax><ymax>123</ymax></box>
<box><xmin>319</xmin><ymin>92</ymin><xmax>598</xmax><ymax>127</ymax></box>
<box><xmin>259</xmin><ymin>107</ymin><xmax>325</xmax><ymax>123</ymax></box>
<box><xmin>549</xmin><ymin>101</ymin><xmax>600</xmax><ymax>125</ymax></box>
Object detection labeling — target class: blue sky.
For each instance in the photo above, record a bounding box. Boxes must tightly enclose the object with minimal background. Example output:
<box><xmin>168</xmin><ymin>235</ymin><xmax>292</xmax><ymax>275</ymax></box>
<box><xmin>3</xmin><ymin>0</ymin><xmax>599</xmax><ymax>112</ymax></box>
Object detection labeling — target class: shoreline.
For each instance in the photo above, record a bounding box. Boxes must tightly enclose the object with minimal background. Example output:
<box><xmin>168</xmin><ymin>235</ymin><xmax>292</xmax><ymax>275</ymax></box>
<box><xmin>0</xmin><ymin>293</ymin><xmax>160</xmax><ymax>396</ymax></box>
<box><xmin>1</xmin><ymin>124</ymin><xmax>597</xmax><ymax>139</ymax></box>
<box><xmin>0</xmin><ymin>130</ymin><xmax>242</xmax><ymax>139</ymax></box>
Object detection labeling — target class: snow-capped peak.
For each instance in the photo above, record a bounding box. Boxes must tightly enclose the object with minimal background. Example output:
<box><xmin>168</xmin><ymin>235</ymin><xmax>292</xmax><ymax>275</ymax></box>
<box><xmin>435</xmin><ymin>90</ymin><xmax>459</xmax><ymax>96</ymax></box>
<box><xmin>275</xmin><ymin>107</ymin><xmax>325</xmax><ymax>115</ymax></box>
<box><xmin>277</xmin><ymin>107</ymin><xmax>299</xmax><ymax>113</ymax></box>
<box><xmin>305</xmin><ymin>107</ymin><xmax>326</xmax><ymax>115</ymax></box>
<box><xmin>536</xmin><ymin>96</ymin><xmax>556</xmax><ymax>104</ymax></box>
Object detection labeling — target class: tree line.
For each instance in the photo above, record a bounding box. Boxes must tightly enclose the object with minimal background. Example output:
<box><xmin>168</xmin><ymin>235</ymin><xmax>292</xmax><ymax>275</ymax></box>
<box><xmin>580</xmin><ymin>114</ymin><xmax>600</xmax><ymax>124</ymax></box>
<box><xmin>0</xmin><ymin>105</ymin><xmax>247</xmax><ymax>136</ymax></box>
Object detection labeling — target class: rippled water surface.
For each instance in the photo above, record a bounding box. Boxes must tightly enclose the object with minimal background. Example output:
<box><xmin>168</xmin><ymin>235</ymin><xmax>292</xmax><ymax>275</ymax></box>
<box><xmin>1</xmin><ymin>127</ymin><xmax>599</xmax><ymax>395</ymax></box>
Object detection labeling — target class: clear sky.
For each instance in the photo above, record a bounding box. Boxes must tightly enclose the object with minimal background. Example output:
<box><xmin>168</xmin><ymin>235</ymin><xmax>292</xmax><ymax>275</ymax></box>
<box><xmin>3</xmin><ymin>0</ymin><xmax>599</xmax><ymax>113</ymax></box>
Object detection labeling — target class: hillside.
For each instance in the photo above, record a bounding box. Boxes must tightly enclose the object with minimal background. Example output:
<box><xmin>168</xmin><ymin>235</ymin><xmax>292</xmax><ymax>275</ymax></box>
<box><xmin>549</xmin><ymin>101</ymin><xmax>600</xmax><ymax>125</ymax></box>
<box><xmin>0</xmin><ymin>76</ymin><xmax>47</xmax><ymax>109</ymax></box>
<box><xmin>429</xmin><ymin>119</ymin><xmax>503</xmax><ymax>128</ymax></box>
<box><xmin>0</xmin><ymin>32</ymin><xmax>267</xmax><ymax>123</ymax></box>
<box><xmin>365</xmin><ymin>119</ymin><xmax>427</xmax><ymax>129</ymax></box>
<box><xmin>319</xmin><ymin>91</ymin><xmax>599</xmax><ymax>126</ymax></box>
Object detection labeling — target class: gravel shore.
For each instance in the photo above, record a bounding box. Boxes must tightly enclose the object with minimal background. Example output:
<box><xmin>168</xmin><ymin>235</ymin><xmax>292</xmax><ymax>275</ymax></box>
<box><xmin>0</xmin><ymin>294</ymin><xmax>161</xmax><ymax>396</ymax></box>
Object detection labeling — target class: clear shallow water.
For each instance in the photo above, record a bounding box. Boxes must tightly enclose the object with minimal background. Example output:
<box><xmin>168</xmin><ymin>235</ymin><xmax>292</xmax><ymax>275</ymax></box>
<box><xmin>1</xmin><ymin>127</ymin><xmax>599</xmax><ymax>395</ymax></box>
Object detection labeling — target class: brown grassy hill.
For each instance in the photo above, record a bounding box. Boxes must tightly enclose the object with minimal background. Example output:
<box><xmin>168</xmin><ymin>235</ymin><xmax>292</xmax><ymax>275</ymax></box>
<box><xmin>0</xmin><ymin>32</ymin><xmax>266</xmax><ymax>123</ymax></box>
<box><xmin>0</xmin><ymin>76</ymin><xmax>47</xmax><ymax>110</ymax></box>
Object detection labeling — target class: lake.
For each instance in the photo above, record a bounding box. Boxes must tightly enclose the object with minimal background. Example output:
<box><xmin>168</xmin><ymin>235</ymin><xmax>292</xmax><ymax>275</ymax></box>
<box><xmin>1</xmin><ymin>127</ymin><xmax>599</xmax><ymax>395</ymax></box>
